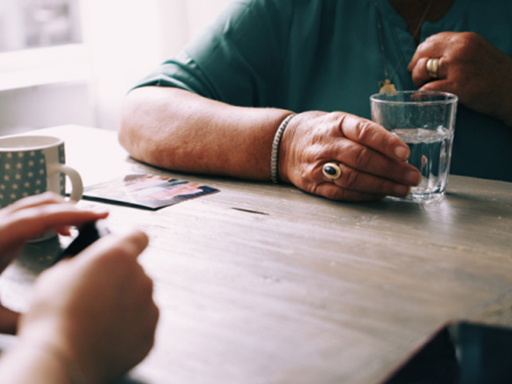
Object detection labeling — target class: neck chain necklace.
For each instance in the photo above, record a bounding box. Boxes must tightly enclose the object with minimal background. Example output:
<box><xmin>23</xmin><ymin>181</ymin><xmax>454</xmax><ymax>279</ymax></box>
<box><xmin>375</xmin><ymin>0</ymin><xmax>434</xmax><ymax>93</ymax></box>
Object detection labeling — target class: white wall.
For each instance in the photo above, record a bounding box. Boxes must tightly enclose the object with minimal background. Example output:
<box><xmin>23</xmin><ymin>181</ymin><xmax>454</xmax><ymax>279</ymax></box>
<box><xmin>0</xmin><ymin>0</ymin><xmax>231</xmax><ymax>135</ymax></box>
<box><xmin>84</xmin><ymin>0</ymin><xmax>231</xmax><ymax>130</ymax></box>
<box><xmin>0</xmin><ymin>82</ymin><xmax>94</xmax><ymax>136</ymax></box>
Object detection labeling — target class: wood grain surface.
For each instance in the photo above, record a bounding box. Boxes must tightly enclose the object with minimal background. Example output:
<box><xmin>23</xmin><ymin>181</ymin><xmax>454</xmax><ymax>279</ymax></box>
<box><xmin>1</xmin><ymin>126</ymin><xmax>511</xmax><ymax>384</ymax></box>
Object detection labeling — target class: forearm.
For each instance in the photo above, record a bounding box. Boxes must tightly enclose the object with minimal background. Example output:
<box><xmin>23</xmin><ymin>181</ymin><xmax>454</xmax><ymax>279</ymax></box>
<box><xmin>0</xmin><ymin>342</ymin><xmax>75</xmax><ymax>384</ymax></box>
<box><xmin>119</xmin><ymin>87</ymin><xmax>293</xmax><ymax>180</ymax></box>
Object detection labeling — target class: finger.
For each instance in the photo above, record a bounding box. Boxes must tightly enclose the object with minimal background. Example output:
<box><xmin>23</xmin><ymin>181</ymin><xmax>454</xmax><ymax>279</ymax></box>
<box><xmin>338</xmin><ymin>114</ymin><xmax>411</xmax><ymax>162</ymax></box>
<box><xmin>14</xmin><ymin>207</ymin><xmax>108</xmax><ymax>239</ymax></box>
<box><xmin>76</xmin><ymin>229</ymin><xmax>149</xmax><ymax>263</ymax></box>
<box><xmin>109</xmin><ymin>230</ymin><xmax>150</xmax><ymax>259</ymax></box>
<box><xmin>56</xmin><ymin>226</ymin><xmax>72</xmax><ymax>236</ymax></box>
<box><xmin>411</xmin><ymin>57</ymin><xmax>447</xmax><ymax>88</ymax></box>
<box><xmin>410</xmin><ymin>57</ymin><xmax>430</xmax><ymax>88</ymax></box>
<box><xmin>314</xmin><ymin>182</ymin><xmax>385</xmax><ymax>202</ymax></box>
<box><xmin>333</xmin><ymin>140</ymin><xmax>421</xmax><ymax>186</ymax></box>
<box><xmin>408</xmin><ymin>34</ymin><xmax>447</xmax><ymax>72</ymax></box>
<box><xmin>1</xmin><ymin>205</ymin><xmax>109</xmax><ymax>252</ymax></box>
<box><xmin>3</xmin><ymin>192</ymin><xmax>64</xmax><ymax>212</ymax></box>
<box><xmin>319</xmin><ymin>163</ymin><xmax>411</xmax><ymax>197</ymax></box>
<box><xmin>419</xmin><ymin>79</ymin><xmax>456</xmax><ymax>94</ymax></box>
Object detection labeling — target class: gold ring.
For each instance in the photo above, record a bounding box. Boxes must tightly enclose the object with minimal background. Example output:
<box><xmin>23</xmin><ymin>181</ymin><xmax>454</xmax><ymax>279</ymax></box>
<box><xmin>426</xmin><ymin>57</ymin><xmax>440</xmax><ymax>78</ymax></box>
<box><xmin>322</xmin><ymin>163</ymin><xmax>342</xmax><ymax>180</ymax></box>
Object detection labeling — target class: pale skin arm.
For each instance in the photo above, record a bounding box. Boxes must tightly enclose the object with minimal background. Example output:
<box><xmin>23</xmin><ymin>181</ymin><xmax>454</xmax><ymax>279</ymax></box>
<box><xmin>120</xmin><ymin>87</ymin><xmax>421</xmax><ymax>202</ymax></box>
<box><xmin>0</xmin><ymin>343</ymin><xmax>76</xmax><ymax>384</ymax></box>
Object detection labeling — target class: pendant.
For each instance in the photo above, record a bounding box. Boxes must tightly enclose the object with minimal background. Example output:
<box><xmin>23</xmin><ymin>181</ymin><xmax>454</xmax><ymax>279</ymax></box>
<box><xmin>379</xmin><ymin>79</ymin><xmax>396</xmax><ymax>93</ymax></box>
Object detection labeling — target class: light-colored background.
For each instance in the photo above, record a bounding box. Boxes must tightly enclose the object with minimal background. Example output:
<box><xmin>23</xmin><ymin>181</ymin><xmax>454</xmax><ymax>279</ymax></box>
<box><xmin>0</xmin><ymin>0</ymin><xmax>231</xmax><ymax>135</ymax></box>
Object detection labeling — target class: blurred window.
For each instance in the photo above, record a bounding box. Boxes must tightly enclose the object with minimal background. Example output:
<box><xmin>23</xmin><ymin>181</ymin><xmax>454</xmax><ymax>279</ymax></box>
<box><xmin>0</xmin><ymin>0</ymin><xmax>82</xmax><ymax>53</ymax></box>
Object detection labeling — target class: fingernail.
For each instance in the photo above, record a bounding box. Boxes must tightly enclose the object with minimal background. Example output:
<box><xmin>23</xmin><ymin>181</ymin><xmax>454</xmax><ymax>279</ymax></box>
<box><xmin>394</xmin><ymin>185</ymin><xmax>410</xmax><ymax>197</ymax></box>
<box><xmin>395</xmin><ymin>146</ymin><xmax>410</xmax><ymax>160</ymax></box>
<box><xmin>405</xmin><ymin>170</ymin><xmax>421</xmax><ymax>185</ymax></box>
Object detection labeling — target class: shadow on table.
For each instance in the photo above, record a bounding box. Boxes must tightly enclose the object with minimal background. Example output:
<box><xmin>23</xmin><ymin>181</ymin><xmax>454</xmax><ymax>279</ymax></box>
<box><xmin>379</xmin><ymin>321</ymin><xmax>512</xmax><ymax>384</ymax></box>
<box><xmin>362</xmin><ymin>191</ymin><xmax>512</xmax><ymax>220</ymax></box>
<box><xmin>116</xmin><ymin>375</ymin><xmax>149</xmax><ymax>384</ymax></box>
<box><xmin>445</xmin><ymin>191</ymin><xmax>512</xmax><ymax>219</ymax></box>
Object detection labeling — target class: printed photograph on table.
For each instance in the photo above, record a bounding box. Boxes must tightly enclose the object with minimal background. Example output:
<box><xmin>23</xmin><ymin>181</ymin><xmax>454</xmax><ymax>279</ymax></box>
<box><xmin>83</xmin><ymin>174</ymin><xmax>219</xmax><ymax>210</ymax></box>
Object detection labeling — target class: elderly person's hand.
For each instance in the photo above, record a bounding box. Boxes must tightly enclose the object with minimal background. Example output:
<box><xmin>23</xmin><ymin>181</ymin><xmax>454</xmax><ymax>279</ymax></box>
<box><xmin>408</xmin><ymin>32</ymin><xmax>512</xmax><ymax>126</ymax></box>
<box><xmin>278</xmin><ymin>111</ymin><xmax>422</xmax><ymax>201</ymax></box>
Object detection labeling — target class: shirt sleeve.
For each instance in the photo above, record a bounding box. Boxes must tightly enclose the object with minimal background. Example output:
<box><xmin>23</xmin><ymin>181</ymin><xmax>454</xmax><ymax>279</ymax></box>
<box><xmin>132</xmin><ymin>0</ymin><xmax>294</xmax><ymax>108</ymax></box>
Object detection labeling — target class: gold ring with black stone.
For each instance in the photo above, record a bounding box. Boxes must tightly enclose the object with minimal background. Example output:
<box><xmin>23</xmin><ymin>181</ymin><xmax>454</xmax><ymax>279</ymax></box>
<box><xmin>322</xmin><ymin>163</ymin><xmax>342</xmax><ymax>180</ymax></box>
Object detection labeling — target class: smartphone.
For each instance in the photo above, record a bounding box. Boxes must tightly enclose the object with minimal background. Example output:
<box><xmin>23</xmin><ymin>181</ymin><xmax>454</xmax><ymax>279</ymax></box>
<box><xmin>380</xmin><ymin>320</ymin><xmax>512</xmax><ymax>384</ymax></box>
<box><xmin>53</xmin><ymin>221</ymin><xmax>110</xmax><ymax>264</ymax></box>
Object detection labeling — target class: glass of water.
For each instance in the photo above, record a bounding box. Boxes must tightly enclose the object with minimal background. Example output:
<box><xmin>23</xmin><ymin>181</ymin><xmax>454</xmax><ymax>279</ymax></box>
<box><xmin>370</xmin><ymin>91</ymin><xmax>458</xmax><ymax>202</ymax></box>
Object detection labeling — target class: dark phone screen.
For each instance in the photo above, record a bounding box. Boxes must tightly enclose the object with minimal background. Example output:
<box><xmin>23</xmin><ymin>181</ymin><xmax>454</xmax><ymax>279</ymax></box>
<box><xmin>382</xmin><ymin>321</ymin><xmax>512</xmax><ymax>384</ymax></box>
<box><xmin>53</xmin><ymin>221</ymin><xmax>110</xmax><ymax>264</ymax></box>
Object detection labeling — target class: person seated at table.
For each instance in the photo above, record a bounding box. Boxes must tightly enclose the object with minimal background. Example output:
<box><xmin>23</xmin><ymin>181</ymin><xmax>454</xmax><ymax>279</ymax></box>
<box><xmin>0</xmin><ymin>192</ymin><xmax>159</xmax><ymax>384</ymax></box>
<box><xmin>119</xmin><ymin>0</ymin><xmax>512</xmax><ymax>202</ymax></box>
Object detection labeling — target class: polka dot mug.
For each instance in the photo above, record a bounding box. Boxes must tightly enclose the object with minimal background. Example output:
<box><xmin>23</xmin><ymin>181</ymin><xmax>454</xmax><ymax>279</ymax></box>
<box><xmin>0</xmin><ymin>135</ymin><xmax>83</xmax><ymax>209</ymax></box>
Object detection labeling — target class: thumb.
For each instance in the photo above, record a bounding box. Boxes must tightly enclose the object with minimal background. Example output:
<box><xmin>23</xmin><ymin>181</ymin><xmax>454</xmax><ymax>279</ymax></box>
<box><xmin>419</xmin><ymin>79</ymin><xmax>455</xmax><ymax>94</ymax></box>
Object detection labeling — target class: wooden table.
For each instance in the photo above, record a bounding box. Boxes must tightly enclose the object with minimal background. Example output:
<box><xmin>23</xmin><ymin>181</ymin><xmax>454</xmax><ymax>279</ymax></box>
<box><xmin>2</xmin><ymin>125</ymin><xmax>512</xmax><ymax>384</ymax></box>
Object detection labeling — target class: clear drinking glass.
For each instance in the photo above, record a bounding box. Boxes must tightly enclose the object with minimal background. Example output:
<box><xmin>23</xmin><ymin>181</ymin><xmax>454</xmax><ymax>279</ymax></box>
<box><xmin>370</xmin><ymin>91</ymin><xmax>458</xmax><ymax>202</ymax></box>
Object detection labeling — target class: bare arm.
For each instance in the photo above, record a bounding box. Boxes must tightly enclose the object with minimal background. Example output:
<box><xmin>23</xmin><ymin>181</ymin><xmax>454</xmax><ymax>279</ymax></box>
<box><xmin>119</xmin><ymin>86</ymin><xmax>293</xmax><ymax>180</ymax></box>
<box><xmin>0</xmin><ymin>344</ymin><xmax>76</xmax><ymax>384</ymax></box>
<box><xmin>119</xmin><ymin>87</ymin><xmax>420</xmax><ymax>202</ymax></box>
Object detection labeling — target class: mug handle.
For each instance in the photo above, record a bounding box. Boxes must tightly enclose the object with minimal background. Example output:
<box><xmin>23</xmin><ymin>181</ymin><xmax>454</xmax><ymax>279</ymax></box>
<box><xmin>49</xmin><ymin>164</ymin><xmax>84</xmax><ymax>202</ymax></box>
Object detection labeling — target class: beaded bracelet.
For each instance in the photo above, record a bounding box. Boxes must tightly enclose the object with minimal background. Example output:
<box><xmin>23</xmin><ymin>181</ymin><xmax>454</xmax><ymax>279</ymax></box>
<box><xmin>270</xmin><ymin>113</ymin><xmax>296</xmax><ymax>184</ymax></box>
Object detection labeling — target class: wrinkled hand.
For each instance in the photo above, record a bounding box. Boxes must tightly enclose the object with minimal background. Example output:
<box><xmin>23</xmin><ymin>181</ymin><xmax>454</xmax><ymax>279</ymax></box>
<box><xmin>17</xmin><ymin>229</ymin><xmax>158</xmax><ymax>384</ymax></box>
<box><xmin>278</xmin><ymin>111</ymin><xmax>422</xmax><ymax>201</ymax></box>
<box><xmin>0</xmin><ymin>192</ymin><xmax>108</xmax><ymax>334</ymax></box>
<box><xmin>408</xmin><ymin>32</ymin><xmax>512</xmax><ymax>125</ymax></box>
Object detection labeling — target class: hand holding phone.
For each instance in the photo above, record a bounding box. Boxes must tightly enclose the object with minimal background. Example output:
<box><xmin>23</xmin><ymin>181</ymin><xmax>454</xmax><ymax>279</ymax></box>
<box><xmin>53</xmin><ymin>221</ymin><xmax>110</xmax><ymax>264</ymax></box>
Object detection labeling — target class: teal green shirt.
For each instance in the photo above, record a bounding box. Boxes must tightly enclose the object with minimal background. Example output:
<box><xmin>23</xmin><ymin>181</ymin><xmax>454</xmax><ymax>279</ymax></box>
<box><xmin>134</xmin><ymin>0</ymin><xmax>512</xmax><ymax>182</ymax></box>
